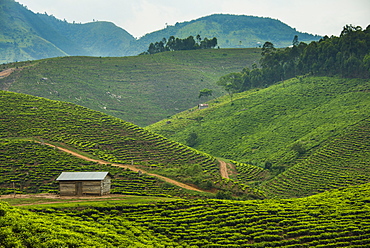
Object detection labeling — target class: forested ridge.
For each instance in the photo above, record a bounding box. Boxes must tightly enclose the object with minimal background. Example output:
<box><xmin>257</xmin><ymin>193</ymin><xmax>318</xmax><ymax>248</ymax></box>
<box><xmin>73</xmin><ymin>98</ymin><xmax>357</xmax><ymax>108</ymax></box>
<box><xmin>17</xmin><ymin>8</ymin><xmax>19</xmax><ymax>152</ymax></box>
<box><xmin>217</xmin><ymin>25</ymin><xmax>370</xmax><ymax>94</ymax></box>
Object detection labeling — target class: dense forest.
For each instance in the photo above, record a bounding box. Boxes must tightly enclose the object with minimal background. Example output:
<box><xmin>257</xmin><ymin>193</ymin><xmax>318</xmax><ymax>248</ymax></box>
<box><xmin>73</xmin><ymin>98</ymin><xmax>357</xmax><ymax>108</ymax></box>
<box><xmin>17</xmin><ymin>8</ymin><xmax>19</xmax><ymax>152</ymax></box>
<box><xmin>217</xmin><ymin>25</ymin><xmax>370</xmax><ymax>94</ymax></box>
<box><xmin>142</xmin><ymin>35</ymin><xmax>218</xmax><ymax>55</ymax></box>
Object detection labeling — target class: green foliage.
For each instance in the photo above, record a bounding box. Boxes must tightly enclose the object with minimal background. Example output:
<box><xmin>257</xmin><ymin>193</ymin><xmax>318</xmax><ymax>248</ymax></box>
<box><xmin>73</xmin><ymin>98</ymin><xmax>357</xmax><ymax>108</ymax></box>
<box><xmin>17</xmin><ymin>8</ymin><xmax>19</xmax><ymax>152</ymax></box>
<box><xmin>0</xmin><ymin>48</ymin><xmax>260</xmax><ymax>126</ymax></box>
<box><xmin>186</xmin><ymin>132</ymin><xmax>198</xmax><ymax>147</ymax></box>
<box><xmin>198</xmin><ymin>88</ymin><xmax>213</xmax><ymax>99</ymax></box>
<box><xmin>3</xmin><ymin>182</ymin><xmax>369</xmax><ymax>247</ymax></box>
<box><xmin>216</xmin><ymin>25</ymin><xmax>369</xmax><ymax>95</ymax></box>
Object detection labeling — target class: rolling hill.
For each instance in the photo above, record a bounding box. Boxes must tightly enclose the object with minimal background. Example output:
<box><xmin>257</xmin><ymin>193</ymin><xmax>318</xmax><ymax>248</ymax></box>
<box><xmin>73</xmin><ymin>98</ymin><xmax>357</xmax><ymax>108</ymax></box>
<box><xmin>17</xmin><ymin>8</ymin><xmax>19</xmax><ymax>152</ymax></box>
<box><xmin>0</xmin><ymin>48</ymin><xmax>261</xmax><ymax>126</ymax></box>
<box><xmin>0</xmin><ymin>0</ymin><xmax>320</xmax><ymax>63</ymax></box>
<box><xmin>0</xmin><ymin>90</ymin><xmax>267</xmax><ymax>198</ymax></box>
<box><xmin>260</xmin><ymin>117</ymin><xmax>370</xmax><ymax>198</ymax></box>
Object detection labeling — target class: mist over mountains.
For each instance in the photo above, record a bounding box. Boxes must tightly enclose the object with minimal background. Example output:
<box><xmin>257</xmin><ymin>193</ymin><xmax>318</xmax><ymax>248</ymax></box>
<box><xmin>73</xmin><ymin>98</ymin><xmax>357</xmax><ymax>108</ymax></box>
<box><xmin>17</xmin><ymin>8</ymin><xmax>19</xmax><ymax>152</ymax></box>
<box><xmin>0</xmin><ymin>0</ymin><xmax>320</xmax><ymax>63</ymax></box>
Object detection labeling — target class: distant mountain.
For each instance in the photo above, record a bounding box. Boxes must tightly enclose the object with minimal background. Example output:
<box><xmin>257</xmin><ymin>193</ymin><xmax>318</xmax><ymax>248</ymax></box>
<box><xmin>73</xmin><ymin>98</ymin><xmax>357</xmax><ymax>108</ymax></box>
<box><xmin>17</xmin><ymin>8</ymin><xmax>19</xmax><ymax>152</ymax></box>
<box><xmin>0</xmin><ymin>0</ymin><xmax>135</xmax><ymax>63</ymax></box>
<box><xmin>1</xmin><ymin>0</ymin><xmax>321</xmax><ymax>63</ymax></box>
<box><xmin>133</xmin><ymin>14</ymin><xmax>321</xmax><ymax>54</ymax></box>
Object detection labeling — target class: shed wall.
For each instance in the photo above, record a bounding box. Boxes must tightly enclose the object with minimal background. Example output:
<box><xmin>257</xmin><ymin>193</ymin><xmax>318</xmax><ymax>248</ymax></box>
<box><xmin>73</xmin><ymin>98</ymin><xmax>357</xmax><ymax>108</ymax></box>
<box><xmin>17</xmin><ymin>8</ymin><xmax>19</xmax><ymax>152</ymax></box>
<box><xmin>59</xmin><ymin>182</ymin><xmax>77</xmax><ymax>196</ymax></box>
<box><xmin>59</xmin><ymin>177</ymin><xmax>111</xmax><ymax>196</ymax></box>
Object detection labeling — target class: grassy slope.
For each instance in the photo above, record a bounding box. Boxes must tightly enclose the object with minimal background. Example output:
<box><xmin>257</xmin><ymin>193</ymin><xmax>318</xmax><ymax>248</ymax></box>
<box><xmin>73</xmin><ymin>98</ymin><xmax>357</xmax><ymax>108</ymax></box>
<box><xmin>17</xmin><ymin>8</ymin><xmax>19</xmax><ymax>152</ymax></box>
<box><xmin>1</xmin><ymin>182</ymin><xmax>370</xmax><ymax>247</ymax></box>
<box><xmin>0</xmin><ymin>48</ymin><xmax>261</xmax><ymax>126</ymax></box>
<box><xmin>147</xmin><ymin>76</ymin><xmax>370</xmax><ymax>166</ymax></box>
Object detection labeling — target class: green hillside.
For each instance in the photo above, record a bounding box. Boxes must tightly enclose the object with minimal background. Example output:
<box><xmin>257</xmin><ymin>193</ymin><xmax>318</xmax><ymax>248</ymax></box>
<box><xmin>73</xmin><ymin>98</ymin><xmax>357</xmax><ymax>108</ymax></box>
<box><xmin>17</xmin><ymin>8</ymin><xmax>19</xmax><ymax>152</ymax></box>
<box><xmin>0</xmin><ymin>48</ymin><xmax>261</xmax><ymax>126</ymax></box>
<box><xmin>2</xmin><ymin>182</ymin><xmax>370</xmax><ymax>247</ymax></box>
<box><xmin>0</xmin><ymin>90</ymin><xmax>266</xmax><ymax>196</ymax></box>
<box><xmin>147</xmin><ymin>76</ymin><xmax>369</xmax><ymax>164</ymax></box>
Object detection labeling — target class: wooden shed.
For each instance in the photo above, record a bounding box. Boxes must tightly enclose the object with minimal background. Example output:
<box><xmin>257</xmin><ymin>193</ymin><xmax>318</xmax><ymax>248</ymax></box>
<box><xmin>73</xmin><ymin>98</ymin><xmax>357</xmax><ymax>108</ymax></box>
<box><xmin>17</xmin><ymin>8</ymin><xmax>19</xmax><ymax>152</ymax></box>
<box><xmin>56</xmin><ymin>172</ymin><xmax>112</xmax><ymax>196</ymax></box>
<box><xmin>198</xmin><ymin>104</ymin><xmax>209</xmax><ymax>110</ymax></box>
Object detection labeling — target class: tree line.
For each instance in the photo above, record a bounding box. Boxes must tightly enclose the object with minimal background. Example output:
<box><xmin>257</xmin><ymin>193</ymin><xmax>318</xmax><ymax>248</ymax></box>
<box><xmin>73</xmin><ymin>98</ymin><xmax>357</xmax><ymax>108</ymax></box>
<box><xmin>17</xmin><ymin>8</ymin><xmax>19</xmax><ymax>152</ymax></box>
<box><xmin>142</xmin><ymin>35</ymin><xmax>218</xmax><ymax>55</ymax></box>
<box><xmin>217</xmin><ymin>25</ymin><xmax>370</xmax><ymax>97</ymax></box>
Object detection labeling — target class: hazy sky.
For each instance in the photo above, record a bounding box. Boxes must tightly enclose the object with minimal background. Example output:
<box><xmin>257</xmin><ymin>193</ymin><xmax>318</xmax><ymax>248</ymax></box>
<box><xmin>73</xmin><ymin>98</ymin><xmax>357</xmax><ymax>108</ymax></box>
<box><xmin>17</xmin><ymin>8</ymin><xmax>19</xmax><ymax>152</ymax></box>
<box><xmin>17</xmin><ymin>0</ymin><xmax>369</xmax><ymax>38</ymax></box>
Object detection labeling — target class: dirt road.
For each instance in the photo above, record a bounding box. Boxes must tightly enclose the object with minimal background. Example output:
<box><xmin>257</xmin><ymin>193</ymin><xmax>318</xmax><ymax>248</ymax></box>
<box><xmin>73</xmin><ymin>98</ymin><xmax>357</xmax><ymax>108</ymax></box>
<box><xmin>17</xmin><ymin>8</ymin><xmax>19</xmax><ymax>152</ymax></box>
<box><xmin>44</xmin><ymin>143</ymin><xmax>204</xmax><ymax>192</ymax></box>
<box><xmin>219</xmin><ymin>160</ymin><xmax>229</xmax><ymax>179</ymax></box>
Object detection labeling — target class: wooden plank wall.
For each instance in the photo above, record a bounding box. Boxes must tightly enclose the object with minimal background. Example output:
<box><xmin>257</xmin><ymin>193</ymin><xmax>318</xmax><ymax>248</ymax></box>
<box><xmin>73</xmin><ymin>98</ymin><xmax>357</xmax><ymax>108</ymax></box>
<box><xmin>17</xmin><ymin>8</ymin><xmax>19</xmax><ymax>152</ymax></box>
<box><xmin>59</xmin><ymin>182</ymin><xmax>76</xmax><ymax>196</ymax></box>
<box><xmin>59</xmin><ymin>177</ymin><xmax>111</xmax><ymax>196</ymax></box>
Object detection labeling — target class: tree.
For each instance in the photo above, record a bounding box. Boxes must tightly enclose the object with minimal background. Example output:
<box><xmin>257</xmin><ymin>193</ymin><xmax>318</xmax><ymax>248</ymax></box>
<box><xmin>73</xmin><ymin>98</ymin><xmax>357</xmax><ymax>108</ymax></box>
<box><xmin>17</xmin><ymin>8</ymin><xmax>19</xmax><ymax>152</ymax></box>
<box><xmin>196</xmin><ymin>34</ymin><xmax>201</xmax><ymax>44</ymax></box>
<box><xmin>217</xmin><ymin>72</ymin><xmax>243</xmax><ymax>102</ymax></box>
<box><xmin>198</xmin><ymin>88</ymin><xmax>213</xmax><ymax>99</ymax></box>
<box><xmin>292</xmin><ymin>35</ymin><xmax>299</xmax><ymax>46</ymax></box>
<box><xmin>261</xmin><ymin>41</ymin><xmax>275</xmax><ymax>56</ymax></box>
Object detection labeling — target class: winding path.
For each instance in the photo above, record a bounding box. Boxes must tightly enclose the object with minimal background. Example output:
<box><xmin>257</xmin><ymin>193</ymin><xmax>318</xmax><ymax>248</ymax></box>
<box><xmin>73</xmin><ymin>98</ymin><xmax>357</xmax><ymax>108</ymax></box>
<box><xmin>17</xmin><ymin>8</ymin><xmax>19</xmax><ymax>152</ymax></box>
<box><xmin>43</xmin><ymin>143</ymin><xmax>204</xmax><ymax>192</ymax></box>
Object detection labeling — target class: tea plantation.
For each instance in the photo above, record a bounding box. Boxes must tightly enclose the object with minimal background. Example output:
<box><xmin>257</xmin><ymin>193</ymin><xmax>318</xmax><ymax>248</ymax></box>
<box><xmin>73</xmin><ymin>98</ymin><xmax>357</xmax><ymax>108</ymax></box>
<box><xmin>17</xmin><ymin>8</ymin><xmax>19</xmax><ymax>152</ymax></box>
<box><xmin>147</xmin><ymin>76</ymin><xmax>370</xmax><ymax>167</ymax></box>
<box><xmin>261</xmin><ymin>118</ymin><xmax>370</xmax><ymax>198</ymax></box>
<box><xmin>0</xmin><ymin>90</ymin><xmax>266</xmax><ymax>196</ymax></box>
<box><xmin>1</xmin><ymin>182</ymin><xmax>370</xmax><ymax>247</ymax></box>
<box><xmin>0</xmin><ymin>139</ymin><xmax>205</xmax><ymax>198</ymax></box>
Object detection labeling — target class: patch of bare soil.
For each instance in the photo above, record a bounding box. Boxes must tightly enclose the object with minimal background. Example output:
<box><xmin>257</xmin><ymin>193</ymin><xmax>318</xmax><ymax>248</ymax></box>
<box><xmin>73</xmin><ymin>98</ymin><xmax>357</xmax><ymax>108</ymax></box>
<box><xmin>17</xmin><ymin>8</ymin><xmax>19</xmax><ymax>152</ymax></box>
<box><xmin>0</xmin><ymin>68</ymin><xmax>15</xmax><ymax>78</ymax></box>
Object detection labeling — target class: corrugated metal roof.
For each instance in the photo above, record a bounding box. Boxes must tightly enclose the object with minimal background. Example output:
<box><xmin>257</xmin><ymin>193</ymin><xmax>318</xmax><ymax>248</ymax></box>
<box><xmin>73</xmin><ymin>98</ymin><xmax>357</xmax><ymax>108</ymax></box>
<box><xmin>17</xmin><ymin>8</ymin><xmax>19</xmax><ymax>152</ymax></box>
<box><xmin>56</xmin><ymin>172</ymin><xmax>110</xmax><ymax>181</ymax></box>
